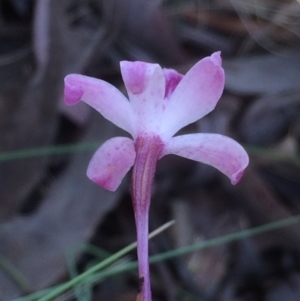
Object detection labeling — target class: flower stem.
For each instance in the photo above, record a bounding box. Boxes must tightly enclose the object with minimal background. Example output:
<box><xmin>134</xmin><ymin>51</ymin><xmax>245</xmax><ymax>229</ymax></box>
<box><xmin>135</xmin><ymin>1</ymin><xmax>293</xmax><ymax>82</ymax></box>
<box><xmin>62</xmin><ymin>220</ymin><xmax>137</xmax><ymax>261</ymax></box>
<box><xmin>131</xmin><ymin>135</ymin><xmax>163</xmax><ymax>301</ymax></box>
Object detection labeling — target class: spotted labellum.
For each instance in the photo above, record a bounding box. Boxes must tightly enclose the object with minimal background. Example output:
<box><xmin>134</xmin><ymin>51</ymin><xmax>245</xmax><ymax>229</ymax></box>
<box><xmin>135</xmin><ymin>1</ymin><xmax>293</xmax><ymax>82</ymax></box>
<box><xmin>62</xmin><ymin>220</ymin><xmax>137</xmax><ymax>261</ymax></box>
<box><xmin>64</xmin><ymin>52</ymin><xmax>249</xmax><ymax>301</ymax></box>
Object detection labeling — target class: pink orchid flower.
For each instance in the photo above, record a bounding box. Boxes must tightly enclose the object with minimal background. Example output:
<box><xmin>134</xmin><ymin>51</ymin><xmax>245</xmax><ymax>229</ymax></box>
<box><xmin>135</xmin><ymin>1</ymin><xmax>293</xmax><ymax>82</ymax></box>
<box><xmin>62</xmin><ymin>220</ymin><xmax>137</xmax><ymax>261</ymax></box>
<box><xmin>64</xmin><ymin>52</ymin><xmax>249</xmax><ymax>301</ymax></box>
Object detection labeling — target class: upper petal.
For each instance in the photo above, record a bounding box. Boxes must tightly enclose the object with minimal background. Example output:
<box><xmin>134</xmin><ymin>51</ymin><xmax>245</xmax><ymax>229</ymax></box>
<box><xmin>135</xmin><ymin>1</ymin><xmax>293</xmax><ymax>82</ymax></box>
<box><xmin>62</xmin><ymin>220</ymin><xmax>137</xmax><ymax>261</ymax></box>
<box><xmin>87</xmin><ymin>137</ymin><xmax>136</xmax><ymax>191</ymax></box>
<box><xmin>161</xmin><ymin>52</ymin><xmax>225</xmax><ymax>138</ymax></box>
<box><xmin>163</xmin><ymin>133</ymin><xmax>249</xmax><ymax>185</ymax></box>
<box><xmin>120</xmin><ymin>61</ymin><xmax>165</xmax><ymax>136</ymax></box>
<box><xmin>64</xmin><ymin>74</ymin><xmax>136</xmax><ymax>136</ymax></box>
<box><xmin>163</xmin><ymin>68</ymin><xmax>183</xmax><ymax>100</ymax></box>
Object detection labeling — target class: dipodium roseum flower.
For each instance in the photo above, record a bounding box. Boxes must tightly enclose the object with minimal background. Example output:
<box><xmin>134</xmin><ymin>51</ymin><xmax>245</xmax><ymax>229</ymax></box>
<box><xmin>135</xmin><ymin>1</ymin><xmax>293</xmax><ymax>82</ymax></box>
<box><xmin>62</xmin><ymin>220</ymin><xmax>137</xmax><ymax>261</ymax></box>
<box><xmin>64</xmin><ymin>52</ymin><xmax>249</xmax><ymax>301</ymax></box>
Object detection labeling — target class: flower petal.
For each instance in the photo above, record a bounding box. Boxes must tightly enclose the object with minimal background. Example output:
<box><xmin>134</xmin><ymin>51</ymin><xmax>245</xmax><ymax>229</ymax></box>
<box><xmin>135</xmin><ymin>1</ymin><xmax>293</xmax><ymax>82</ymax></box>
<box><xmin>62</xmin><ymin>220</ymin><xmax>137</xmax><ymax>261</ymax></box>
<box><xmin>163</xmin><ymin>133</ymin><xmax>249</xmax><ymax>184</ymax></box>
<box><xmin>120</xmin><ymin>61</ymin><xmax>165</xmax><ymax>135</ymax></box>
<box><xmin>163</xmin><ymin>68</ymin><xmax>183</xmax><ymax>100</ymax></box>
<box><xmin>64</xmin><ymin>74</ymin><xmax>136</xmax><ymax>136</ymax></box>
<box><xmin>161</xmin><ymin>52</ymin><xmax>225</xmax><ymax>138</ymax></box>
<box><xmin>87</xmin><ymin>137</ymin><xmax>136</xmax><ymax>191</ymax></box>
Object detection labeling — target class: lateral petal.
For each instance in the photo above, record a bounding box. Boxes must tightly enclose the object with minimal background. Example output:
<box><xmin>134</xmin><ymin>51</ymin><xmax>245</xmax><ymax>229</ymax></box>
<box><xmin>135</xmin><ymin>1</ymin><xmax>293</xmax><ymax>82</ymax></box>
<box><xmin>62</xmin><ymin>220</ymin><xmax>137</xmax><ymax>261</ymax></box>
<box><xmin>120</xmin><ymin>61</ymin><xmax>165</xmax><ymax>136</ymax></box>
<box><xmin>163</xmin><ymin>133</ymin><xmax>249</xmax><ymax>184</ymax></box>
<box><xmin>64</xmin><ymin>74</ymin><xmax>136</xmax><ymax>136</ymax></box>
<box><xmin>87</xmin><ymin>137</ymin><xmax>136</xmax><ymax>191</ymax></box>
<box><xmin>161</xmin><ymin>52</ymin><xmax>225</xmax><ymax>138</ymax></box>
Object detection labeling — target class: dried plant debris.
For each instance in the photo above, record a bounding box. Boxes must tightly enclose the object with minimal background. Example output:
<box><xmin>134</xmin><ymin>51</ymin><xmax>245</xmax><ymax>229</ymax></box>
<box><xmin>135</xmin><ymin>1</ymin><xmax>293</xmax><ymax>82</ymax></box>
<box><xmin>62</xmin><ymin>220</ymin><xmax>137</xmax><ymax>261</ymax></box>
<box><xmin>239</xmin><ymin>91</ymin><xmax>300</xmax><ymax>146</ymax></box>
<box><xmin>223</xmin><ymin>52</ymin><xmax>300</xmax><ymax>95</ymax></box>
<box><xmin>0</xmin><ymin>115</ymin><xmax>125</xmax><ymax>300</ymax></box>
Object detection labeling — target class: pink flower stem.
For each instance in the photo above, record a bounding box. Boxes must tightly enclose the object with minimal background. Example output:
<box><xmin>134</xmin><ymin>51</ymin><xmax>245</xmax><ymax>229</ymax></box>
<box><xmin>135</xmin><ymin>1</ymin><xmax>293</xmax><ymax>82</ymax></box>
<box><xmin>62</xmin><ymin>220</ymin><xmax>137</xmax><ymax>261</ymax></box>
<box><xmin>131</xmin><ymin>135</ymin><xmax>164</xmax><ymax>301</ymax></box>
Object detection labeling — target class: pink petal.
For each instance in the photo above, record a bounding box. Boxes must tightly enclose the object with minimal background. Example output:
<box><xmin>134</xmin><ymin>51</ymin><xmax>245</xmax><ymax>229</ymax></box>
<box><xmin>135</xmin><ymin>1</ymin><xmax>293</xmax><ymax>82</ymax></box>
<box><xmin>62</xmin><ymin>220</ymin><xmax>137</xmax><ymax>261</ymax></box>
<box><xmin>64</xmin><ymin>74</ymin><xmax>136</xmax><ymax>136</ymax></box>
<box><xmin>163</xmin><ymin>133</ymin><xmax>249</xmax><ymax>185</ymax></box>
<box><xmin>87</xmin><ymin>137</ymin><xmax>136</xmax><ymax>191</ymax></box>
<box><xmin>163</xmin><ymin>68</ymin><xmax>183</xmax><ymax>100</ymax></box>
<box><xmin>161</xmin><ymin>52</ymin><xmax>225</xmax><ymax>138</ymax></box>
<box><xmin>120</xmin><ymin>61</ymin><xmax>165</xmax><ymax>135</ymax></box>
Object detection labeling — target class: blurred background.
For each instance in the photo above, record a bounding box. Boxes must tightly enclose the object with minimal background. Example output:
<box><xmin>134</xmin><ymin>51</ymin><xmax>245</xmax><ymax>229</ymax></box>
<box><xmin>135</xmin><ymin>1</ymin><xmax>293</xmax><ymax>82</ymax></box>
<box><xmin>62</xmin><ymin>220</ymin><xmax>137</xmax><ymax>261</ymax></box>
<box><xmin>0</xmin><ymin>0</ymin><xmax>300</xmax><ymax>300</ymax></box>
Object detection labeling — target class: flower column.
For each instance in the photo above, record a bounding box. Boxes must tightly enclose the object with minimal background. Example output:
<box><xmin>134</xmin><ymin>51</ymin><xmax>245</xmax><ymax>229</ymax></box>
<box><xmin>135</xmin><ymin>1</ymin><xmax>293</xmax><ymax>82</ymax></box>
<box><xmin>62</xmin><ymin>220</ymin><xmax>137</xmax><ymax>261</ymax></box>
<box><xmin>132</xmin><ymin>136</ymin><xmax>164</xmax><ymax>300</ymax></box>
